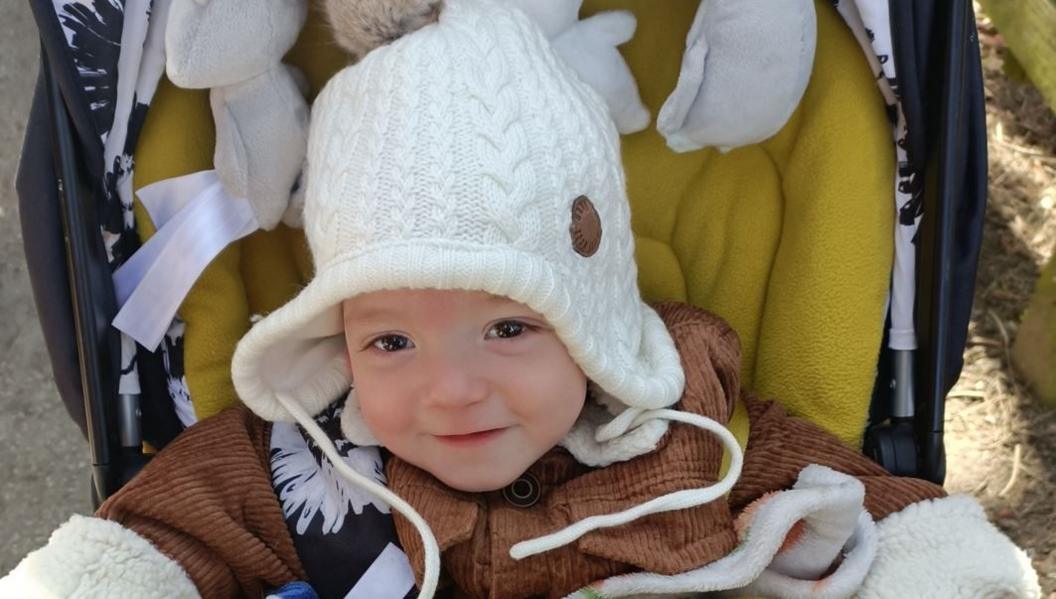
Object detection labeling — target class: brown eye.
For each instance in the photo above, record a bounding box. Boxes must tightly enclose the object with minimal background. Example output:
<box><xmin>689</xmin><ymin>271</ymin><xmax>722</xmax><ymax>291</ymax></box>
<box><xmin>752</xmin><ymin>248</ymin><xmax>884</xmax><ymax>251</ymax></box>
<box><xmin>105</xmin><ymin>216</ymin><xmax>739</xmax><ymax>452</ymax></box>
<box><xmin>486</xmin><ymin>321</ymin><xmax>527</xmax><ymax>340</ymax></box>
<box><xmin>371</xmin><ymin>335</ymin><xmax>413</xmax><ymax>352</ymax></box>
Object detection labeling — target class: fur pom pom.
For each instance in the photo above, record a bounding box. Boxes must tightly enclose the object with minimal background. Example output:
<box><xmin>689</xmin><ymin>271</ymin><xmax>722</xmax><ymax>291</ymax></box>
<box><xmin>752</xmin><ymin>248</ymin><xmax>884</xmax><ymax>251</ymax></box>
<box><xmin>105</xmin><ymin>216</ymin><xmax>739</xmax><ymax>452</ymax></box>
<box><xmin>323</xmin><ymin>0</ymin><xmax>443</xmax><ymax>58</ymax></box>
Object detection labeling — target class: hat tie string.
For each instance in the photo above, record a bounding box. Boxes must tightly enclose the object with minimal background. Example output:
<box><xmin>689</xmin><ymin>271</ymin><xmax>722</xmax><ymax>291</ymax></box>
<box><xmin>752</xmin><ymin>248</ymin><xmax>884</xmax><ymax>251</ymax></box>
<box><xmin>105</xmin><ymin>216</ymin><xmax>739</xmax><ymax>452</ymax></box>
<box><xmin>509</xmin><ymin>409</ymin><xmax>744</xmax><ymax>560</ymax></box>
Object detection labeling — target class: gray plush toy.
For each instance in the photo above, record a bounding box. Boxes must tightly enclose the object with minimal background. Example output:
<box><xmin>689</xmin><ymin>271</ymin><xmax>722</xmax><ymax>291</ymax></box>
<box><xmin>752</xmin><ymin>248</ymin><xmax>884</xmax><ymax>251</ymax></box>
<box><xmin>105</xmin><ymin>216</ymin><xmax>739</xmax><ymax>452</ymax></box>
<box><xmin>166</xmin><ymin>0</ymin><xmax>311</xmax><ymax>230</ymax></box>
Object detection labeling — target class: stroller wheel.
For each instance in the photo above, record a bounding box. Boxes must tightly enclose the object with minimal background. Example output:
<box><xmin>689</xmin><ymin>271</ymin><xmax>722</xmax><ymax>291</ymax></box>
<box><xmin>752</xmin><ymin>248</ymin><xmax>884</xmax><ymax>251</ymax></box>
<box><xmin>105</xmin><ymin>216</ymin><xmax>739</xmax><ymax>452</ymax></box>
<box><xmin>864</xmin><ymin>419</ymin><xmax>918</xmax><ymax>477</ymax></box>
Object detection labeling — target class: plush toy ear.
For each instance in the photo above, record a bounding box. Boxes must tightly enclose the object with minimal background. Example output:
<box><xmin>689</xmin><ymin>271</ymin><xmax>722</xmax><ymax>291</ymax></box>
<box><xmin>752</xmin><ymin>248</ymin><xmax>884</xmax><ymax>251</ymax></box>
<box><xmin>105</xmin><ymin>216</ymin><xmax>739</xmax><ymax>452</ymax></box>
<box><xmin>323</xmin><ymin>0</ymin><xmax>443</xmax><ymax>59</ymax></box>
<box><xmin>552</xmin><ymin>11</ymin><xmax>650</xmax><ymax>134</ymax></box>
<box><xmin>656</xmin><ymin>0</ymin><xmax>816</xmax><ymax>153</ymax></box>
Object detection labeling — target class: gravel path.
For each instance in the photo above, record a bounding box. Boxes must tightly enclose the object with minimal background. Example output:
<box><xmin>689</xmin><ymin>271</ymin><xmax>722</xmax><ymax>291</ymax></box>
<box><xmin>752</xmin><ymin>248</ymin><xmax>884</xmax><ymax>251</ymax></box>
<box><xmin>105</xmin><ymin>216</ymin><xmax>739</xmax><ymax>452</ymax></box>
<box><xmin>0</xmin><ymin>1</ymin><xmax>92</xmax><ymax>574</ymax></box>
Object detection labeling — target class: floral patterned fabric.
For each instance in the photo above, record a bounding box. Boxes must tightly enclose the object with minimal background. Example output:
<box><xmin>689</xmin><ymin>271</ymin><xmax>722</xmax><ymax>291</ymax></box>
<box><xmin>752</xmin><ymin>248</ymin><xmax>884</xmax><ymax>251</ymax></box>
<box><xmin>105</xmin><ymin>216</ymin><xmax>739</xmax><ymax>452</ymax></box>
<box><xmin>51</xmin><ymin>0</ymin><xmax>190</xmax><ymax>409</ymax></box>
<box><xmin>271</xmin><ymin>400</ymin><xmax>416</xmax><ymax>599</ymax></box>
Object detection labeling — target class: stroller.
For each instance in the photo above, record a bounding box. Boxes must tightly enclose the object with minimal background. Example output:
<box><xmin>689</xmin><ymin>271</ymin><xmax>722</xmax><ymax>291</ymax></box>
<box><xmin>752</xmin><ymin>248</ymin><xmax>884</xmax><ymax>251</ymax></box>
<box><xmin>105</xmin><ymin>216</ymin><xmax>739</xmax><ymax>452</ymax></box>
<box><xmin>19</xmin><ymin>0</ymin><xmax>987</xmax><ymax>506</ymax></box>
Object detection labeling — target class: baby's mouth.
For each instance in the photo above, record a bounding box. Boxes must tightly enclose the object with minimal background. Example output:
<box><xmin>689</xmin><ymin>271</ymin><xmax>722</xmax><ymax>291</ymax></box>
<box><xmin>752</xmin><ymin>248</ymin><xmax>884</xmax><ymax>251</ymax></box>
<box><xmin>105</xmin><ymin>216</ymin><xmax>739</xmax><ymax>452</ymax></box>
<box><xmin>434</xmin><ymin>427</ymin><xmax>508</xmax><ymax>446</ymax></box>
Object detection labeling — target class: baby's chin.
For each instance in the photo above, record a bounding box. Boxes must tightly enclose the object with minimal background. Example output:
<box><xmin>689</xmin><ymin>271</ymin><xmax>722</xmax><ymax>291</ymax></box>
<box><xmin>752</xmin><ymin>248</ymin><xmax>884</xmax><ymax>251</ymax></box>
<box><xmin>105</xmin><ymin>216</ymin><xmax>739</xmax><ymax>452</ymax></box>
<box><xmin>401</xmin><ymin>450</ymin><xmax>538</xmax><ymax>493</ymax></box>
<box><xmin>428</xmin><ymin>464</ymin><xmax>527</xmax><ymax>493</ymax></box>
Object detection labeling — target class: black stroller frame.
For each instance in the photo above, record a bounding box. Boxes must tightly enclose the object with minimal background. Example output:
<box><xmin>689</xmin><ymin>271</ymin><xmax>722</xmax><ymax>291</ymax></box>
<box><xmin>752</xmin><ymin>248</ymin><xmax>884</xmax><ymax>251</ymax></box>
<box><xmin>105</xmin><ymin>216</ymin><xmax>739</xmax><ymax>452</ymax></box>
<box><xmin>19</xmin><ymin>0</ymin><xmax>988</xmax><ymax>503</ymax></box>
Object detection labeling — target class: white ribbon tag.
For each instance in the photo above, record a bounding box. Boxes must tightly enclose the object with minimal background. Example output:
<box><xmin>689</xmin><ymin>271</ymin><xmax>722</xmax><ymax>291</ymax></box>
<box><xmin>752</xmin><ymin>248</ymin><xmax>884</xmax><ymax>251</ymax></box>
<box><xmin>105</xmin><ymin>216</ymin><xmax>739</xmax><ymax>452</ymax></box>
<box><xmin>113</xmin><ymin>170</ymin><xmax>259</xmax><ymax>351</ymax></box>
<box><xmin>344</xmin><ymin>543</ymin><xmax>416</xmax><ymax>599</ymax></box>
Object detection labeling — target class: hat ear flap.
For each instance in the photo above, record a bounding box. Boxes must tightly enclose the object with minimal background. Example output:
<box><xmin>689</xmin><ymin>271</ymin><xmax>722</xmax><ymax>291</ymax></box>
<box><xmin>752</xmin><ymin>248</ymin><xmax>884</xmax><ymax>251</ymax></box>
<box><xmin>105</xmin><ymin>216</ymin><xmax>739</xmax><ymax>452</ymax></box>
<box><xmin>323</xmin><ymin>0</ymin><xmax>443</xmax><ymax>59</ymax></box>
<box><xmin>340</xmin><ymin>386</ymin><xmax>382</xmax><ymax>446</ymax></box>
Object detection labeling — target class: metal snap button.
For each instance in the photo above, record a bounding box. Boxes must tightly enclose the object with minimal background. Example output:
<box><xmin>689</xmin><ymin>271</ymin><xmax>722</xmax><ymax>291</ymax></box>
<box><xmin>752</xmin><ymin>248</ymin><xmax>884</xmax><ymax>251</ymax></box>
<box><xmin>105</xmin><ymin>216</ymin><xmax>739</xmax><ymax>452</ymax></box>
<box><xmin>502</xmin><ymin>472</ymin><xmax>541</xmax><ymax>508</ymax></box>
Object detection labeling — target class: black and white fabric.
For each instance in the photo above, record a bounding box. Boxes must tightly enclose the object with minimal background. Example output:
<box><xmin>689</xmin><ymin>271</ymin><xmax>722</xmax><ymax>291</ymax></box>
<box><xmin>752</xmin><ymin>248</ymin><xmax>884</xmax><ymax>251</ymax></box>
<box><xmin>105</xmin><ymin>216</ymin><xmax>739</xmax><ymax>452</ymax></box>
<box><xmin>270</xmin><ymin>400</ymin><xmax>417</xmax><ymax>599</ymax></box>
<box><xmin>831</xmin><ymin>0</ymin><xmax>921</xmax><ymax>352</ymax></box>
<box><xmin>50</xmin><ymin>0</ymin><xmax>192</xmax><ymax>408</ymax></box>
<box><xmin>160</xmin><ymin>317</ymin><xmax>196</xmax><ymax>428</ymax></box>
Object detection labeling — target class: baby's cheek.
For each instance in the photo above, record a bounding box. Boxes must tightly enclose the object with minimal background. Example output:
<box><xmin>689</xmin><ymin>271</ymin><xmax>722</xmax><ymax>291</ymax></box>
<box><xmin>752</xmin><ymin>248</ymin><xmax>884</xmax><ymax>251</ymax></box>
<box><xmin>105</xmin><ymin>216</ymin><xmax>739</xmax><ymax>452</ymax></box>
<box><xmin>518</xmin><ymin>365</ymin><xmax>586</xmax><ymax>441</ymax></box>
<box><xmin>357</xmin><ymin>386</ymin><xmax>414</xmax><ymax>442</ymax></box>
<box><xmin>548</xmin><ymin>383</ymin><xmax>587</xmax><ymax>434</ymax></box>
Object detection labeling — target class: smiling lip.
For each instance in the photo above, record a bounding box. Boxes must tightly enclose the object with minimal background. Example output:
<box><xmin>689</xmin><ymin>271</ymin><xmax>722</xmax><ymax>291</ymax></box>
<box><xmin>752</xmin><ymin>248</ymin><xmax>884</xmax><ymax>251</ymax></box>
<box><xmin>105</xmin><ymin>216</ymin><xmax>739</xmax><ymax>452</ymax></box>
<box><xmin>434</xmin><ymin>428</ymin><xmax>507</xmax><ymax>446</ymax></box>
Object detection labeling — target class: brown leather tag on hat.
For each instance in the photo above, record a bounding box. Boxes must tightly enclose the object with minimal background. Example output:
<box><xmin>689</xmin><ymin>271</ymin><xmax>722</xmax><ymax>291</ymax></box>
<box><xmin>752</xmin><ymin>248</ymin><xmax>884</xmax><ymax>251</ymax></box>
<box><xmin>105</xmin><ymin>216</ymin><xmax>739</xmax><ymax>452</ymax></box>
<box><xmin>570</xmin><ymin>195</ymin><xmax>601</xmax><ymax>257</ymax></box>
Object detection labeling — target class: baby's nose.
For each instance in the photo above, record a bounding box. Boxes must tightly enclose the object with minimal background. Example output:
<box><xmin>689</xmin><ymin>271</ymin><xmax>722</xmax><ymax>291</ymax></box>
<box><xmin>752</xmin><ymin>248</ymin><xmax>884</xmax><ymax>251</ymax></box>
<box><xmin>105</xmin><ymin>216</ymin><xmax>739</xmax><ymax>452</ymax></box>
<box><xmin>421</xmin><ymin>351</ymin><xmax>489</xmax><ymax>408</ymax></box>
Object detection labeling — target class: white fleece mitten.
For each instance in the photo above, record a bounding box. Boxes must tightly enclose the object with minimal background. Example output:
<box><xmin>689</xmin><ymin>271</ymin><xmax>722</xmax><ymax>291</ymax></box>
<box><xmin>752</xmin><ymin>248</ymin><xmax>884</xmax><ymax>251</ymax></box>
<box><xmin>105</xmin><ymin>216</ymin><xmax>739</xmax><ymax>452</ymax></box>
<box><xmin>657</xmin><ymin>0</ymin><xmax>817</xmax><ymax>152</ymax></box>
<box><xmin>857</xmin><ymin>495</ymin><xmax>1041</xmax><ymax>598</ymax></box>
<box><xmin>166</xmin><ymin>0</ymin><xmax>309</xmax><ymax>230</ymax></box>
<box><xmin>736</xmin><ymin>465</ymin><xmax>878</xmax><ymax>599</ymax></box>
<box><xmin>504</xmin><ymin>0</ymin><xmax>650</xmax><ymax>134</ymax></box>
<box><xmin>0</xmin><ymin>515</ymin><xmax>198</xmax><ymax>598</ymax></box>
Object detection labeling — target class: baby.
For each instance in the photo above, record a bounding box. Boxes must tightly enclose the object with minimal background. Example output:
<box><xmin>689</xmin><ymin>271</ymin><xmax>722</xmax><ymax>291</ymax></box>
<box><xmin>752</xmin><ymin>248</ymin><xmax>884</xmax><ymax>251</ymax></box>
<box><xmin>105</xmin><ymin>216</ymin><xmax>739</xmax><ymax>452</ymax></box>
<box><xmin>1</xmin><ymin>0</ymin><xmax>1040</xmax><ymax>598</ymax></box>
<box><xmin>340</xmin><ymin>288</ymin><xmax>591</xmax><ymax>494</ymax></box>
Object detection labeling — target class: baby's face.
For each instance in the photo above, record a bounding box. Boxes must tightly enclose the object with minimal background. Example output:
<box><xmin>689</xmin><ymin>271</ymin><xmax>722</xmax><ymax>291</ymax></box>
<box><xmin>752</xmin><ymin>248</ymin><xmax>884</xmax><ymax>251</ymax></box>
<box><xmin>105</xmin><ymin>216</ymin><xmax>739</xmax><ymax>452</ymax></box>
<box><xmin>342</xmin><ymin>289</ymin><xmax>587</xmax><ymax>492</ymax></box>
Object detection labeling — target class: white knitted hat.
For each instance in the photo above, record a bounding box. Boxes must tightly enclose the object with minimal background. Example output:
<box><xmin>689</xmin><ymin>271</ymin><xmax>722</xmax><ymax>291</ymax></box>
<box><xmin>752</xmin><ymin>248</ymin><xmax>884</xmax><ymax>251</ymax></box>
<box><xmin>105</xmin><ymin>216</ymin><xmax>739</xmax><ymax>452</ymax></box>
<box><xmin>231</xmin><ymin>0</ymin><xmax>686</xmax><ymax>466</ymax></box>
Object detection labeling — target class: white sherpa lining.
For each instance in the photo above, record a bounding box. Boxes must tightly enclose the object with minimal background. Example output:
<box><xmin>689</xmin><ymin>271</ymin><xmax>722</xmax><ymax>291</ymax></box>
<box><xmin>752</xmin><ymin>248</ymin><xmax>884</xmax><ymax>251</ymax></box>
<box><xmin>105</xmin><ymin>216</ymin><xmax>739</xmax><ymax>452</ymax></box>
<box><xmin>0</xmin><ymin>514</ymin><xmax>199</xmax><ymax>598</ymax></box>
<box><xmin>856</xmin><ymin>494</ymin><xmax>1041</xmax><ymax>598</ymax></box>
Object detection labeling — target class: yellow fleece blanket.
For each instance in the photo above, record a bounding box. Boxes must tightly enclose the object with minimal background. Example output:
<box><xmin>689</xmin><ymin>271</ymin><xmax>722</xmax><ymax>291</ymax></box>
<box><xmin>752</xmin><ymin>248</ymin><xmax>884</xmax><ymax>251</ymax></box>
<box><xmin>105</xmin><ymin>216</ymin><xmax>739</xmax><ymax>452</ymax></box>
<box><xmin>132</xmin><ymin>0</ymin><xmax>893</xmax><ymax>449</ymax></box>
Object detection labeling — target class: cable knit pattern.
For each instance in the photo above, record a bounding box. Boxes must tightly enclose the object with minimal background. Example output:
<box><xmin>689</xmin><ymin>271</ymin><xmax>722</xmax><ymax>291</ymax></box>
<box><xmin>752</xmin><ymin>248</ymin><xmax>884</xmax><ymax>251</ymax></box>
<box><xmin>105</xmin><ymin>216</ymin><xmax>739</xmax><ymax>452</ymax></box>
<box><xmin>232</xmin><ymin>0</ymin><xmax>685</xmax><ymax>466</ymax></box>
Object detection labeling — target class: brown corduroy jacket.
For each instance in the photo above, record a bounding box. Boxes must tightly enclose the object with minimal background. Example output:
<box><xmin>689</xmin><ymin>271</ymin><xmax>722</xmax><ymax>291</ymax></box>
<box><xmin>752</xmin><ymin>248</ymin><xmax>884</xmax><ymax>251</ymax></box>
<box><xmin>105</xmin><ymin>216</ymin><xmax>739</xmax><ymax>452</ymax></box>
<box><xmin>384</xmin><ymin>303</ymin><xmax>946</xmax><ymax>598</ymax></box>
<box><xmin>96</xmin><ymin>302</ymin><xmax>944</xmax><ymax>598</ymax></box>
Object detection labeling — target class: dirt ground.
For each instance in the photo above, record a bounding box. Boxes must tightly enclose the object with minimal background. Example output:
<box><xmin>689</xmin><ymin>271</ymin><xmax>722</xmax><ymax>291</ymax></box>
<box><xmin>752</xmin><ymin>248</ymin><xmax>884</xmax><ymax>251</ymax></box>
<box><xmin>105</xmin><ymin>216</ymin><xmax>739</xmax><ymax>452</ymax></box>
<box><xmin>942</xmin><ymin>8</ymin><xmax>1056</xmax><ymax>596</ymax></box>
<box><xmin>0</xmin><ymin>3</ymin><xmax>1053</xmax><ymax>594</ymax></box>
